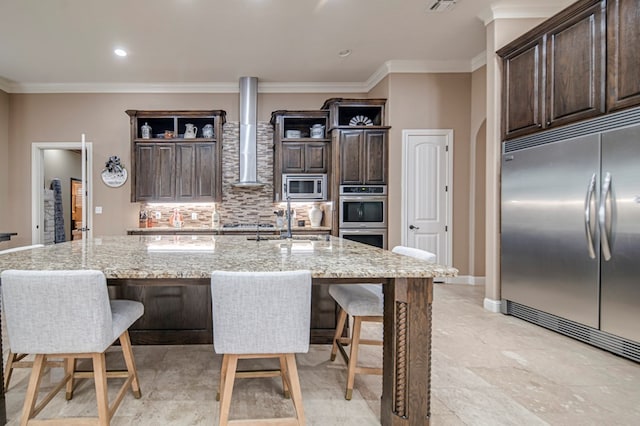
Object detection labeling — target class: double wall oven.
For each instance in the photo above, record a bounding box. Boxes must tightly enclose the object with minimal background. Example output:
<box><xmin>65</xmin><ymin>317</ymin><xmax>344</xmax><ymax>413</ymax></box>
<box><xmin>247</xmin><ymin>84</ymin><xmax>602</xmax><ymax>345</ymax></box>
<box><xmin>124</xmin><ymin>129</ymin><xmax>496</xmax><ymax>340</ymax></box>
<box><xmin>338</xmin><ymin>185</ymin><xmax>387</xmax><ymax>249</ymax></box>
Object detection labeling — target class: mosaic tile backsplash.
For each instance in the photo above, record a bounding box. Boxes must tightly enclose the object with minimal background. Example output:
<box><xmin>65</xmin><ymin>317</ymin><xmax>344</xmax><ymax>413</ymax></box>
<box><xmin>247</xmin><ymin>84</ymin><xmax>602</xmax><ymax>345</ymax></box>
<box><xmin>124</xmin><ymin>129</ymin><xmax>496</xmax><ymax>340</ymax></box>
<box><xmin>140</xmin><ymin>121</ymin><xmax>331</xmax><ymax>228</ymax></box>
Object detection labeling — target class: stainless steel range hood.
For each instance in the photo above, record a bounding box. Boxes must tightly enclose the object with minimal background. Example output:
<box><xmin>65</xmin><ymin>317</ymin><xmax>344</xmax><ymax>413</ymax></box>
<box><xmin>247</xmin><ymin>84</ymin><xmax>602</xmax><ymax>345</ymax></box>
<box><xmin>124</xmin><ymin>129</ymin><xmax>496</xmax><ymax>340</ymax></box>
<box><xmin>233</xmin><ymin>76</ymin><xmax>264</xmax><ymax>188</ymax></box>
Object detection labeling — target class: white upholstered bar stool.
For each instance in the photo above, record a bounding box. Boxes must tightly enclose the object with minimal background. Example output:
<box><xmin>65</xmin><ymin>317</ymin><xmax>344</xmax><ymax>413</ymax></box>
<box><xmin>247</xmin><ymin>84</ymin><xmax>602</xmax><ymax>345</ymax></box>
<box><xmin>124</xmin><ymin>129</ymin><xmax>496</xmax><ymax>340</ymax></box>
<box><xmin>0</xmin><ymin>244</ymin><xmax>62</xmax><ymax>392</ymax></box>
<box><xmin>329</xmin><ymin>245</ymin><xmax>436</xmax><ymax>400</ymax></box>
<box><xmin>0</xmin><ymin>269</ymin><xmax>144</xmax><ymax>425</ymax></box>
<box><xmin>211</xmin><ymin>270</ymin><xmax>312</xmax><ymax>426</ymax></box>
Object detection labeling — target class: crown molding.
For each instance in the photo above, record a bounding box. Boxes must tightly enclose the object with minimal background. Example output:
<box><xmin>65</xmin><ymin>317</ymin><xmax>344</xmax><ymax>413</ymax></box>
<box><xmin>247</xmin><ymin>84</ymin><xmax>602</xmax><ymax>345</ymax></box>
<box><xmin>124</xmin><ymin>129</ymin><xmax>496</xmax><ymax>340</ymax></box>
<box><xmin>7</xmin><ymin>82</ymin><xmax>240</xmax><ymax>94</ymax></box>
<box><xmin>365</xmin><ymin>62</ymin><xmax>393</xmax><ymax>91</ymax></box>
<box><xmin>4</xmin><ymin>58</ymin><xmax>483</xmax><ymax>94</ymax></box>
<box><xmin>258</xmin><ymin>82</ymin><xmax>367</xmax><ymax>93</ymax></box>
<box><xmin>478</xmin><ymin>4</ymin><xmax>566</xmax><ymax>26</ymax></box>
<box><xmin>0</xmin><ymin>77</ymin><xmax>12</xmax><ymax>93</ymax></box>
<box><xmin>366</xmin><ymin>58</ymin><xmax>477</xmax><ymax>91</ymax></box>
<box><xmin>471</xmin><ymin>51</ymin><xmax>487</xmax><ymax>72</ymax></box>
<box><xmin>5</xmin><ymin>81</ymin><xmax>370</xmax><ymax>94</ymax></box>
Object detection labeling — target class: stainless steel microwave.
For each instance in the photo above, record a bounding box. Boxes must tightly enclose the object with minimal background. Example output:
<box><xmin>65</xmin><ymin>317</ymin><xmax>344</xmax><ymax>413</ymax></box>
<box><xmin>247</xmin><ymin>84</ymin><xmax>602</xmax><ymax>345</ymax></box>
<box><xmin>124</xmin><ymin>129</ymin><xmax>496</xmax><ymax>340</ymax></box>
<box><xmin>282</xmin><ymin>174</ymin><xmax>327</xmax><ymax>200</ymax></box>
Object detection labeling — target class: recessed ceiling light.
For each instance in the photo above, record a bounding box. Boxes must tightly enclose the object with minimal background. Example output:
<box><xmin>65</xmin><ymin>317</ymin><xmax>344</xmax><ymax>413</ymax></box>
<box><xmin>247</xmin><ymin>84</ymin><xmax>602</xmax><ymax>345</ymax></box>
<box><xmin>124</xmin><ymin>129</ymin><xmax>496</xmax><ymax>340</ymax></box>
<box><xmin>114</xmin><ymin>48</ymin><xmax>127</xmax><ymax>57</ymax></box>
<box><xmin>338</xmin><ymin>49</ymin><xmax>352</xmax><ymax>58</ymax></box>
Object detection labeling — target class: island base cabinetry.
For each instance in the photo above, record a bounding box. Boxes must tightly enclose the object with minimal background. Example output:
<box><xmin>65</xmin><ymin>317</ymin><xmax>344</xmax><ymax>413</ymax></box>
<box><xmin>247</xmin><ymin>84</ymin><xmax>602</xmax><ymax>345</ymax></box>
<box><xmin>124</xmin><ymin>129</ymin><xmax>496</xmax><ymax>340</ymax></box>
<box><xmin>108</xmin><ymin>279</ymin><xmax>212</xmax><ymax>345</ymax></box>
<box><xmin>108</xmin><ymin>278</ymin><xmax>338</xmax><ymax>345</ymax></box>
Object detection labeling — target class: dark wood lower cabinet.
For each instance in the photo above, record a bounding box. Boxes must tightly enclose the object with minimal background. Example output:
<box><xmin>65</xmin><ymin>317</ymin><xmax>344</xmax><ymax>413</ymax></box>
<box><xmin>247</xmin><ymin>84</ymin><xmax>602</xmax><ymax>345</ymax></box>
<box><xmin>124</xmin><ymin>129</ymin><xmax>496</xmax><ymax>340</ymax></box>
<box><xmin>108</xmin><ymin>279</ymin><xmax>212</xmax><ymax>345</ymax></box>
<box><xmin>108</xmin><ymin>278</ymin><xmax>339</xmax><ymax>345</ymax></box>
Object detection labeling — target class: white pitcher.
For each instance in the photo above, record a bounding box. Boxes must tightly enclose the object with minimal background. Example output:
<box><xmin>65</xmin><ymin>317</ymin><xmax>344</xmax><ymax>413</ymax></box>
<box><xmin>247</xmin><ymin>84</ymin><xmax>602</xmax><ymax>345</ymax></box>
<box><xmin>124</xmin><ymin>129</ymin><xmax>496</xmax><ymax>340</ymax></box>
<box><xmin>184</xmin><ymin>123</ymin><xmax>198</xmax><ymax>139</ymax></box>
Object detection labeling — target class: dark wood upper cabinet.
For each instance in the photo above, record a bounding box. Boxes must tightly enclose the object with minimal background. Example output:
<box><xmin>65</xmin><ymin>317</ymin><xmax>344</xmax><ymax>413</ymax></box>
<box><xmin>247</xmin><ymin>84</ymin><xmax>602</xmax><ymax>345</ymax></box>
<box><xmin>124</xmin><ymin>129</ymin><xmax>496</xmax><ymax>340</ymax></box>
<box><xmin>175</xmin><ymin>143</ymin><xmax>196</xmax><ymax>200</ymax></box>
<box><xmin>546</xmin><ymin>0</ymin><xmax>606</xmax><ymax>127</ymax></box>
<box><xmin>134</xmin><ymin>143</ymin><xmax>176</xmax><ymax>202</ymax></box>
<box><xmin>304</xmin><ymin>143</ymin><xmax>329</xmax><ymax>173</ymax></box>
<box><xmin>338</xmin><ymin>129</ymin><xmax>387</xmax><ymax>186</ymax></box>
<box><xmin>175</xmin><ymin>142</ymin><xmax>217</xmax><ymax>201</ymax></box>
<box><xmin>363</xmin><ymin>130</ymin><xmax>387</xmax><ymax>185</ymax></box>
<box><xmin>281</xmin><ymin>142</ymin><xmax>328</xmax><ymax>174</ymax></box>
<box><xmin>156</xmin><ymin>144</ymin><xmax>177</xmax><ymax>201</ymax></box>
<box><xmin>498</xmin><ymin>0</ymin><xmax>608</xmax><ymax>140</ymax></box>
<box><xmin>501</xmin><ymin>38</ymin><xmax>545</xmax><ymax>139</ymax></box>
<box><xmin>127</xmin><ymin>110</ymin><xmax>225</xmax><ymax>202</ymax></box>
<box><xmin>339</xmin><ymin>130</ymin><xmax>364</xmax><ymax>185</ymax></box>
<box><xmin>134</xmin><ymin>144</ymin><xmax>156</xmax><ymax>201</ymax></box>
<box><xmin>607</xmin><ymin>0</ymin><xmax>640</xmax><ymax>112</ymax></box>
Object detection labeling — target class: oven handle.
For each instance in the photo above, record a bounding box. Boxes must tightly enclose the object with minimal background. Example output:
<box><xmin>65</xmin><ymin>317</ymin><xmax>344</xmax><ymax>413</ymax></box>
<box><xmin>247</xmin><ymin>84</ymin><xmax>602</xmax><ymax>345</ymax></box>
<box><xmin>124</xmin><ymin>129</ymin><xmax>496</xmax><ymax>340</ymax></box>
<box><xmin>339</xmin><ymin>196</ymin><xmax>388</xmax><ymax>202</ymax></box>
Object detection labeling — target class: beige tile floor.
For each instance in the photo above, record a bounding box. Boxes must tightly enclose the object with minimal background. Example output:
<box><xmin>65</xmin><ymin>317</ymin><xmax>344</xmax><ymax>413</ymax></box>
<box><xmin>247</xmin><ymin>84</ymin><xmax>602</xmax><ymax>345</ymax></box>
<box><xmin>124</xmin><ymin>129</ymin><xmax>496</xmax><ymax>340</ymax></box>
<box><xmin>3</xmin><ymin>283</ymin><xmax>640</xmax><ymax>425</ymax></box>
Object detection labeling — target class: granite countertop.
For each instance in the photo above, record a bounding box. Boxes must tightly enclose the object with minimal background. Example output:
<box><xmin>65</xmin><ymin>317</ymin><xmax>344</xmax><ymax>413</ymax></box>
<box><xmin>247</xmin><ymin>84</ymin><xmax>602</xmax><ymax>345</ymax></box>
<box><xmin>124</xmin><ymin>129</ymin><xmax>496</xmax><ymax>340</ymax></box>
<box><xmin>0</xmin><ymin>235</ymin><xmax>457</xmax><ymax>280</ymax></box>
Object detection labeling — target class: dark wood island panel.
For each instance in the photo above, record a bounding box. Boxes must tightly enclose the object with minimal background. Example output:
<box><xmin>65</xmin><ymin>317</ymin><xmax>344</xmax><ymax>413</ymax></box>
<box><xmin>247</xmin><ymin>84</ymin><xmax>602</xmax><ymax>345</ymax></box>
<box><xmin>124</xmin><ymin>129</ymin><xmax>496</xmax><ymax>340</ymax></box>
<box><xmin>107</xmin><ymin>278</ymin><xmax>340</xmax><ymax>345</ymax></box>
<box><xmin>108</xmin><ymin>278</ymin><xmax>213</xmax><ymax>345</ymax></box>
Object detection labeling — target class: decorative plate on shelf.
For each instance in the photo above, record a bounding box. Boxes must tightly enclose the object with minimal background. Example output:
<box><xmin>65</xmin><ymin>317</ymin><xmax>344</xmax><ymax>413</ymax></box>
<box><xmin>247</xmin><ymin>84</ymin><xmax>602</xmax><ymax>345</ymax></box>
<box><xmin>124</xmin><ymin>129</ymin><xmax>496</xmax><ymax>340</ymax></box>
<box><xmin>349</xmin><ymin>115</ymin><xmax>373</xmax><ymax>126</ymax></box>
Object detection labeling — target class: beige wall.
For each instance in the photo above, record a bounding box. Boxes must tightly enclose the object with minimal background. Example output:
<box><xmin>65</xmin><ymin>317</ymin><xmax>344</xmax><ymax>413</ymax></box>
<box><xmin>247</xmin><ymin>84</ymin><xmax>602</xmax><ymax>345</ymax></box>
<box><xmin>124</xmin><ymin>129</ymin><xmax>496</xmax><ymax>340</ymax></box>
<box><xmin>471</xmin><ymin>66</ymin><xmax>487</xmax><ymax>277</ymax></box>
<box><xmin>0</xmin><ymin>89</ymin><xmax>8</xmax><ymax>234</ymax></box>
<box><xmin>385</xmin><ymin>73</ymin><xmax>472</xmax><ymax>274</ymax></box>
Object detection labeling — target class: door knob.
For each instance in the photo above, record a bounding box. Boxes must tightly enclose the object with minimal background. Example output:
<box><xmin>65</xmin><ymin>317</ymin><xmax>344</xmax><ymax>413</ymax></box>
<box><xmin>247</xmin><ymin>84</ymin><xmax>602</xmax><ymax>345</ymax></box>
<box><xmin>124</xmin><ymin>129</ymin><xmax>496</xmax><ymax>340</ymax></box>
<box><xmin>409</xmin><ymin>225</ymin><xmax>420</xmax><ymax>230</ymax></box>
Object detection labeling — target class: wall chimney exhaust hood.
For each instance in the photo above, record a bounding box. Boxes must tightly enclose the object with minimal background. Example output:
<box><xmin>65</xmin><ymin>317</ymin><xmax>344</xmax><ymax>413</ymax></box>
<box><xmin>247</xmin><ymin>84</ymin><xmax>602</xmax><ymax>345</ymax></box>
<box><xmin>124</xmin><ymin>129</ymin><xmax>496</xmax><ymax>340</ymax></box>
<box><xmin>232</xmin><ymin>76</ymin><xmax>264</xmax><ymax>188</ymax></box>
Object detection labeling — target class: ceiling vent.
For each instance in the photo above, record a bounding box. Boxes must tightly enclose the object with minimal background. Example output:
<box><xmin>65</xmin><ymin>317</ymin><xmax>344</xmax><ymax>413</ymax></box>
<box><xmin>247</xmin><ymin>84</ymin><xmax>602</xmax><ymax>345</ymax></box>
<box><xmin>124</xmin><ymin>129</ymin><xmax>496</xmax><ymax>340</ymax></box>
<box><xmin>427</xmin><ymin>0</ymin><xmax>457</xmax><ymax>12</ymax></box>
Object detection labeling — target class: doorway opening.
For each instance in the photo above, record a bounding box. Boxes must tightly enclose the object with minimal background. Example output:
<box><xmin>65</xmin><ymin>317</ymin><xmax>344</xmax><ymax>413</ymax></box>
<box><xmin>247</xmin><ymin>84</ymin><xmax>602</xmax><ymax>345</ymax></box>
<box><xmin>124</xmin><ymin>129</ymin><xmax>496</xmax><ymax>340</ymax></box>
<box><xmin>70</xmin><ymin>178</ymin><xmax>83</xmax><ymax>240</ymax></box>
<box><xmin>31</xmin><ymin>142</ymin><xmax>93</xmax><ymax>245</ymax></box>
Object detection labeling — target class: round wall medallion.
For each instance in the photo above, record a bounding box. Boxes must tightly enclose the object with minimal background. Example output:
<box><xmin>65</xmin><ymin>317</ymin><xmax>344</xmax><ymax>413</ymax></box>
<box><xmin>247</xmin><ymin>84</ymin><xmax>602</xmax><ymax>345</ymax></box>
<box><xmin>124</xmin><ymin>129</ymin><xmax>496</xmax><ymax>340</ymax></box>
<box><xmin>101</xmin><ymin>168</ymin><xmax>128</xmax><ymax>188</ymax></box>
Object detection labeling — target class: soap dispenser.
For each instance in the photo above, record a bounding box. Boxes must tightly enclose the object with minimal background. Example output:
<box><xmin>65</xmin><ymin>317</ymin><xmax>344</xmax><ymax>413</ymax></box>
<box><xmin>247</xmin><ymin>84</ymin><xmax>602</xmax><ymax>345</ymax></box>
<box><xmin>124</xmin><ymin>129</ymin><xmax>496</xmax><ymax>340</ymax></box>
<box><xmin>212</xmin><ymin>204</ymin><xmax>221</xmax><ymax>229</ymax></box>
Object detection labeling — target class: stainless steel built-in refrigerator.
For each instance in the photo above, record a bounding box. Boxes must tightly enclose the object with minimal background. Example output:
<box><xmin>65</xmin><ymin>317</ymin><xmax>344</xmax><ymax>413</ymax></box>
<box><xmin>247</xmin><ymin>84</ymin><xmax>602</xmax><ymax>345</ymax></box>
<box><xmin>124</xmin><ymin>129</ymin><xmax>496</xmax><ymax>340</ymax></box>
<box><xmin>502</xmin><ymin>118</ymin><xmax>640</xmax><ymax>361</ymax></box>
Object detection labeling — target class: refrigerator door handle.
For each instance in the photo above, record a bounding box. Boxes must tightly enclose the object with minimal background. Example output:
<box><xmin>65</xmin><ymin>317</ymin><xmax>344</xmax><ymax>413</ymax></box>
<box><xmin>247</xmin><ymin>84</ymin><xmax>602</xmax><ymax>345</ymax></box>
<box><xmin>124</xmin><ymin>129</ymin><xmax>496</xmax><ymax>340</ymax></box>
<box><xmin>584</xmin><ymin>173</ymin><xmax>597</xmax><ymax>259</ymax></box>
<box><xmin>599</xmin><ymin>172</ymin><xmax>613</xmax><ymax>261</ymax></box>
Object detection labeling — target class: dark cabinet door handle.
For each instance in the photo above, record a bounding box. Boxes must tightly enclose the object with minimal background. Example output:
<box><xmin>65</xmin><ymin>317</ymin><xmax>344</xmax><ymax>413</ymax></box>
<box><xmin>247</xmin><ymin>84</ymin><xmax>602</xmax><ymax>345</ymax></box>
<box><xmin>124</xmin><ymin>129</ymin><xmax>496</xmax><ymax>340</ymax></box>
<box><xmin>409</xmin><ymin>225</ymin><xmax>420</xmax><ymax>230</ymax></box>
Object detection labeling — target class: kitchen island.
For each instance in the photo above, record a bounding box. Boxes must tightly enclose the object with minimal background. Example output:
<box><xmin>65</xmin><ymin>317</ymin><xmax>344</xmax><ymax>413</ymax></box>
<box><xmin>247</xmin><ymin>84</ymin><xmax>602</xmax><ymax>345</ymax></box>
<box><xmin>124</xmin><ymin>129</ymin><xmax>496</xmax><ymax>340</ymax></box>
<box><xmin>0</xmin><ymin>235</ymin><xmax>457</xmax><ymax>426</ymax></box>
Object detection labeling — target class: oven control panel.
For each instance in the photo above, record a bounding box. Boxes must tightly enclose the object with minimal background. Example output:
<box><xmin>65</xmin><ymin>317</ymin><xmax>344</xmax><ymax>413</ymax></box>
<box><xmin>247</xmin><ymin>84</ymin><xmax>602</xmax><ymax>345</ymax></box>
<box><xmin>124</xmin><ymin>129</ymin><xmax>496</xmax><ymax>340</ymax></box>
<box><xmin>339</xmin><ymin>185</ymin><xmax>387</xmax><ymax>195</ymax></box>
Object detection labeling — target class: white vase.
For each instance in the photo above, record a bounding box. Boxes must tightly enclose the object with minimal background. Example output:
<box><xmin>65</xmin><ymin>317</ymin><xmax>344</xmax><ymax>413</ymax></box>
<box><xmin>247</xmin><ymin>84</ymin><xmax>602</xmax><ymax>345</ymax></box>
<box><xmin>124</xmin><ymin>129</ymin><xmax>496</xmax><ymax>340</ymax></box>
<box><xmin>308</xmin><ymin>205</ymin><xmax>323</xmax><ymax>228</ymax></box>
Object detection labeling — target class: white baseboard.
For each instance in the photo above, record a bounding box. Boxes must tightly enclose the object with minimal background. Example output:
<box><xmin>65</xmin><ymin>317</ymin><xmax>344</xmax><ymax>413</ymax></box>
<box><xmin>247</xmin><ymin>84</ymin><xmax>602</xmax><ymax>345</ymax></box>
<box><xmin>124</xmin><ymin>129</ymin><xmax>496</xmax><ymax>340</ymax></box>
<box><xmin>483</xmin><ymin>297</ymin><xmax>502</xmax><ymax>313</ymax></box>
<box><xmin>440</xmin><ymin>275</ymin><xmax>485</xmax><ymax>285</ymax></box>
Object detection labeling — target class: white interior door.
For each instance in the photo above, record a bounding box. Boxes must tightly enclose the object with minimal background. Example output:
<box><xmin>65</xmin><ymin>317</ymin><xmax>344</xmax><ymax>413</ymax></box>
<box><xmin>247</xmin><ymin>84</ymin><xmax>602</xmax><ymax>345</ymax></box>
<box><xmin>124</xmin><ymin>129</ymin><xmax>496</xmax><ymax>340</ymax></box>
<box><xmin>401</xmin><ymin>129</ymin><xmax>452</xmax><ymax>265</ymax></box>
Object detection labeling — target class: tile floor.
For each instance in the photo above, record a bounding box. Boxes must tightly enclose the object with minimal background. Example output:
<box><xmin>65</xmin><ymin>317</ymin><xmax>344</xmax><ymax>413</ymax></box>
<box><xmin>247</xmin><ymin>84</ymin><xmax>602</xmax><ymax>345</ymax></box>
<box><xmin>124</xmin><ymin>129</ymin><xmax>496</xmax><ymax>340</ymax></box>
<box><xmin>3</xmin><ymin>283</ymin><xmax>640</xmax><ymax>425</ymax></box>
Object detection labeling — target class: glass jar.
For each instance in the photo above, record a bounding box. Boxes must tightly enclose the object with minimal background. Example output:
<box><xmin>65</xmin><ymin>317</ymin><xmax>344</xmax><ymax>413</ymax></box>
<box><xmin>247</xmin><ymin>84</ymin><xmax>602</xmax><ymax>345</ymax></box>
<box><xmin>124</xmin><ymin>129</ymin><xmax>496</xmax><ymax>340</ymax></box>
<box><xmin>141</xmin><ymin>122</ymin><xmax>152</xmax><ymax>139</ymax></box>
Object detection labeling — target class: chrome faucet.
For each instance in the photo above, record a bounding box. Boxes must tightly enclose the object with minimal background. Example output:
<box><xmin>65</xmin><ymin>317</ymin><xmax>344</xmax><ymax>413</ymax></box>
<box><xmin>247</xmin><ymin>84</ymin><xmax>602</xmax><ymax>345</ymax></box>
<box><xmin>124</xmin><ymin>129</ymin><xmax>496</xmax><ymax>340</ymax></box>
<box><xmin>283</xmin><ymin>196</ymin><xmax>293</xmax><ymax>239</ymax></box>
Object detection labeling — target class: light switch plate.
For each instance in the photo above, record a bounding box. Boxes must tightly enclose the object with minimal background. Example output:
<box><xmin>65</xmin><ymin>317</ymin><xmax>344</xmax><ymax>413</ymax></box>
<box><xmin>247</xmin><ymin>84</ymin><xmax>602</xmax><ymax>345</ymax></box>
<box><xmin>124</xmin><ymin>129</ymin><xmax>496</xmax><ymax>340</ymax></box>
<box><xmin>95</xmin><ymin>206</ymin><xmax>103</xmax><ymax>214</ymax></box>
<box><xmin>155</xmin><ymin>211</ymin><xmax>161</xmax><ymax>219</ymax></box>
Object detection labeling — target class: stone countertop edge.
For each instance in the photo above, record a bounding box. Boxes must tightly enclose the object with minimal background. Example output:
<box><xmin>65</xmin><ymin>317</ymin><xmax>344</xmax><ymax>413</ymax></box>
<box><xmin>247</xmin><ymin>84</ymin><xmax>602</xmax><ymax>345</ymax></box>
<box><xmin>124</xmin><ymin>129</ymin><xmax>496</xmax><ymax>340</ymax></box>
<box><xmin>0</xmin><ymin>235</ymin><xmax>458</xmax><ymax>280</ymax></box>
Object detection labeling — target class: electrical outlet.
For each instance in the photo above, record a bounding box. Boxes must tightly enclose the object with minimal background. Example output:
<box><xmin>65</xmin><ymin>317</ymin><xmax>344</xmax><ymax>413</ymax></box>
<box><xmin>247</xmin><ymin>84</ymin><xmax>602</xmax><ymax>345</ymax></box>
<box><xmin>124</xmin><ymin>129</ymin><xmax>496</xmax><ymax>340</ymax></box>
<box><xmin>155</xmin><ymin>211</ymin><xmax>161</xmax><ymax>219</ymax></box>
<box><xmin>191</xmin><ymin>212</ymin><xmax>198</xmax><ymax>220</ymax></box>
